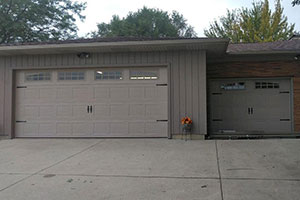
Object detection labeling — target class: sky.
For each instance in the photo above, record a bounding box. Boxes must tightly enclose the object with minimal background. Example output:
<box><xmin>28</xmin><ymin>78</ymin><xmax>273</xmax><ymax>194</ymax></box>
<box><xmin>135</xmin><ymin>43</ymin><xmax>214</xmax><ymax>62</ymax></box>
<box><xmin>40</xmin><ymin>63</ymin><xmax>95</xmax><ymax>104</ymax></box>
<box><xmin>76</xmin><ymin>0</ymin><xmax>300</xmax><ymax>37</ymax></box>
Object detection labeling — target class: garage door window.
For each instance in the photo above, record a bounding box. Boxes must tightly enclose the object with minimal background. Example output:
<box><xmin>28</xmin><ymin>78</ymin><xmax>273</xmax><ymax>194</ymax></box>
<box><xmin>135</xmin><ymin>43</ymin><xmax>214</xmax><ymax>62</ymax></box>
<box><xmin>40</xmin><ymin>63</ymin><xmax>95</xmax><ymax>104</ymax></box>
<box><xmin>58</xmin><ymin>71</ymin><xmax>85</xmax><ymax>80</ymax></box>
<box><xmin>130</xmin><ymin>70</ymin><xmax>158</xmax><ymax>80</ymax></box>
<box><xmin>255</xmin><ymin>82</ymin><xmax>279</xmax><ymax>89</ymax></box>
<box><xmin>25</xmin><ymin>72</ymin><xmax>51</xmax><ymax>81</ymax></box>
<box><xmin>220</xmin><ymin>82</ymin><xmax>245</xmax><ymax>90</ymax></box>
<box><xmin>95</xmin><ymin>71</ymin><xmax>123</xmax><ymax>80</ymax></box>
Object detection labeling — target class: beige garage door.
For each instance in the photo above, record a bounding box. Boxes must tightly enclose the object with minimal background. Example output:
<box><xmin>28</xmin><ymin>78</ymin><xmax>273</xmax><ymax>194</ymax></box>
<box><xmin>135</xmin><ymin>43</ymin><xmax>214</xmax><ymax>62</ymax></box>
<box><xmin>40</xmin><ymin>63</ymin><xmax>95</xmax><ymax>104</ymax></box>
<box><xmin>15</xmin><ymin>67</ymin><xmax>168</xmax><ymax>137</ymax></box>
<box><xmin>209</xmin><ymin>78</ymin><xmax>292</xmax><ymax>134</ymax></box>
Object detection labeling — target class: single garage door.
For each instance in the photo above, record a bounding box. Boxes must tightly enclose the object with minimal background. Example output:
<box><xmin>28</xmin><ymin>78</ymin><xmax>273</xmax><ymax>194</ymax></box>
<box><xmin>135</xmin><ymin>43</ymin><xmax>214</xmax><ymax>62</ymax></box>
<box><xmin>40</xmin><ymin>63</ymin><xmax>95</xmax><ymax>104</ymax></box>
<box><xmin>15</xmin><ymin>67</ymin><xmax>168</xmax><ymax>137</ymax></box>
<box><xmin>209</xmin><ymin>78</ymin><xmax>292</xmax><ymax>135</ymax></box>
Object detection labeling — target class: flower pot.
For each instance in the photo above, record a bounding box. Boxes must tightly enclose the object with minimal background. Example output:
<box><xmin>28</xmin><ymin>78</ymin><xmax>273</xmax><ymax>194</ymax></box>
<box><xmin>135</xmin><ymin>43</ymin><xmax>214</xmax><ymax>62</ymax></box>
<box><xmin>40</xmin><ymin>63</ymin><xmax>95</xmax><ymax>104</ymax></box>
<box><xmin>182</xmin><ymin>124</ymin><xmax>192</xmax><ymax>132</ymax></box>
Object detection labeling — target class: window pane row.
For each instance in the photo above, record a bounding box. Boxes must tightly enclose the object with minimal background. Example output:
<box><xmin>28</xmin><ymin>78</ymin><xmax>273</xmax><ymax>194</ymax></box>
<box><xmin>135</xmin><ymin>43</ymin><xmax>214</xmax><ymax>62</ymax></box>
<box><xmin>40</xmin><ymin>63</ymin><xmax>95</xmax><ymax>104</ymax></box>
<box><xmin>95</xmin><ymin>71</ymin><xmax>122</xmax><ymax>80</ymax></box>
<box><xmin>25</xmin><ymin>70</ymin><xmax>159</xmax><ymax>81</ymax></box>
<box><xmin>255</xmin><ymin>82</ymin><xmax>279</xmax><ymax>89</ymax></box>
<box><xmin>220</xmin><ymin>82</ymin><xmax>245</xmax><ymax>90</ymax></box>
<box><xmin>25</xmin><ymin>72</ymin><xmax>51</xmax><ymax>81</ymax></box>
<box><xmin>130</xmin><ymin>71</ymin><xmax>158</xmax><ymax>80</ymax></box>
<box><xmin>58</xmin><ymin>72</ymin><xmax>85</xmax><ymax>80</ymax></box>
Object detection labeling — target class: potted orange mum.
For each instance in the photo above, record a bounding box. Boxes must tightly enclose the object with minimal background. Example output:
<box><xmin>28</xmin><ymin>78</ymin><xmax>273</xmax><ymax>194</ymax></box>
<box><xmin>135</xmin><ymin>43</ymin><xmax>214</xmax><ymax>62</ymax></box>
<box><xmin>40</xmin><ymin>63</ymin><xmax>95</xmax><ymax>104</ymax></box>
<box><xmin>181</xmin><ymin>117</ymin><xmax>192</xmax><ymax>132</ymax></box>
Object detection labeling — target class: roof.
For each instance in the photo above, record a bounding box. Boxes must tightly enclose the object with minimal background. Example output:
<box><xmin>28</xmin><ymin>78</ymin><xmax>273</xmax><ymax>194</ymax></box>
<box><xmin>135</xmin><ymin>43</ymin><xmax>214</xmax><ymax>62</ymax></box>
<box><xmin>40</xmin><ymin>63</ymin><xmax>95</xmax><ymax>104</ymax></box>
<box><xmin>0</xmin><ymin>36</ymin><xmax>299</xmax><ymax>56</ymax></box>
<box><xmin>227</xmin><ymin>40</ymin><xmax>300</xmax><ymax>55</ymax></box>
<box><xmin>289</xmin><ymin>35</ymin><xmax>300</xmax><ymax>40</ymax></box>
<box><xmin>0</xmin><ymin>37</ymin><xmax>229</xmax><ymax>56</ymax></box>
<box><xmin>0</xmin><ymin>37</ymin><xmax>211</xmax><ymax>47</ymax></box>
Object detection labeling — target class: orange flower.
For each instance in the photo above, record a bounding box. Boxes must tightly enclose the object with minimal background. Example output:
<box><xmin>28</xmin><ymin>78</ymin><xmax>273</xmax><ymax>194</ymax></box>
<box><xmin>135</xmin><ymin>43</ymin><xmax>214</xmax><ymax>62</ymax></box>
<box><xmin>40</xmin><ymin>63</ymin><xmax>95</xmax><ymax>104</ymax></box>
<box><xmin>181</xmin><ymin>117</ymin><xmax>192</xmax><ymax>125</ymax></box>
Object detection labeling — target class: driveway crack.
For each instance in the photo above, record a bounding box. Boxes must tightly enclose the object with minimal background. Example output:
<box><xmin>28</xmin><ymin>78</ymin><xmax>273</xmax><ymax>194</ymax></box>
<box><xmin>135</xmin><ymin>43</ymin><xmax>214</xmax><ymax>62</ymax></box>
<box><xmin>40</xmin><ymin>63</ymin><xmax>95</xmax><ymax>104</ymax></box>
<box><xmin>215</xmin><ymin>140</ymin><xmax>224</xmax><ymax>200</ymax></box>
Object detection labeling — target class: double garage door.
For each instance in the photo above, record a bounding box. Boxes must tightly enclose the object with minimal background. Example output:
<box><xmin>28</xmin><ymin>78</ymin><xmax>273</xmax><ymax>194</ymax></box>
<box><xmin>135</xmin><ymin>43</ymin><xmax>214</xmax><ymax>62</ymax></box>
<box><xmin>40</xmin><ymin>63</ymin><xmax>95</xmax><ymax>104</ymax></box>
<box><xmin>15</xmin><ymin>67</ymin><xmax>168</xmax><ymax>138</ymax></box>
<box><xmin>209</xmin><ymin>78</ymin><xmax>292</xmax><ymax>134</ymax></box>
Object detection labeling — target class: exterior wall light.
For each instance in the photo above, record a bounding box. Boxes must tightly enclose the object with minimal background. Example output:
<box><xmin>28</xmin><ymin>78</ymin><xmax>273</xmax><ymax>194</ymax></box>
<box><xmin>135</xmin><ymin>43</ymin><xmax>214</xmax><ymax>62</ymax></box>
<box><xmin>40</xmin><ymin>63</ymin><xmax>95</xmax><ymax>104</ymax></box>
<box><xmin>77</xmin><ymin>52</ymin><xmax>91</xmax><ymax>58</ymax></box>
<box><xmin>294</xmin><ymin>55</ymin><xmax>300</xmax><ymax>60</ymax></box>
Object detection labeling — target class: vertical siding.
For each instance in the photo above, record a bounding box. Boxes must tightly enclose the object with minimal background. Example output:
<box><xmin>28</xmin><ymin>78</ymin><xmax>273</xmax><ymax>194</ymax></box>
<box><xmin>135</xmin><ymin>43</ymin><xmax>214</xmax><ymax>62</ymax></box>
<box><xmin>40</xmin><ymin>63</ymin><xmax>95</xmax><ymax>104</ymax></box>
<box><xmin>4</xmin><ymin>57</ymin><xmax>13</xmax><ymax>136</ymax></box>
<box><xmin>0</xmin><ymin>59</ymin><xmax>4</xmax><ymax>135</ymax></box>
<box><xmin>0</xmin><ymin>50</ymin><xmax>207</xmax><ymax>137</ymax></box>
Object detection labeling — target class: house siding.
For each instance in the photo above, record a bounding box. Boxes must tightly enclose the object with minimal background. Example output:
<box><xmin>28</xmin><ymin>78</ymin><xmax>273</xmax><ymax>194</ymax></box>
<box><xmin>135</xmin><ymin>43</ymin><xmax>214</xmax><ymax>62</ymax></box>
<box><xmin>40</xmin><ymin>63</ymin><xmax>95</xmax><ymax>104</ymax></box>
<box><xmin>0</xmin><ymin>62</ymin><xmax>4</xmax><ymax>135</ymax></box>
<box><xmin>0</xmin><ymin>50</ymin><xmax>207</xmax><ymax>138</ymax></box>
<box><xmin>207</xmin><ymin>60</ymin><xmax>300</xmax><ymax>132</ymax></box>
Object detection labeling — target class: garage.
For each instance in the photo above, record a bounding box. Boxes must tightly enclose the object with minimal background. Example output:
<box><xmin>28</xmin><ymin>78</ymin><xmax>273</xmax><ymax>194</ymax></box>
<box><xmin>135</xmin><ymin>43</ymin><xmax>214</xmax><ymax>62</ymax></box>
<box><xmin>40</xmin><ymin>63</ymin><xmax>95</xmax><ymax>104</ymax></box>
<box><xmin>209</xmin><ymin>78</ymin><xmax>292</xmax><ymax>135</ymax></box>
<box><xmin>15</xmin><ymin>67</ymin><xmax>168</xmax><ymax>137</ymax></box>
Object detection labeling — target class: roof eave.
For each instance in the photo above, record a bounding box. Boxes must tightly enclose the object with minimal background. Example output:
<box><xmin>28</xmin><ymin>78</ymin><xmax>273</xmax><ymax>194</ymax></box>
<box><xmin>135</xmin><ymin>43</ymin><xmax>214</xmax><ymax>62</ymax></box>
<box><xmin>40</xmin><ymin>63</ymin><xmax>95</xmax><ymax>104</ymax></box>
<box><xmin>0</xmin><ymin>38</ymin><xmax>229</xmax><ymax>56</ymax></box>
<box><xmin>227</xmin><ymin>50</ymin><xmax>300</xmax><ymax>55</ymax></box>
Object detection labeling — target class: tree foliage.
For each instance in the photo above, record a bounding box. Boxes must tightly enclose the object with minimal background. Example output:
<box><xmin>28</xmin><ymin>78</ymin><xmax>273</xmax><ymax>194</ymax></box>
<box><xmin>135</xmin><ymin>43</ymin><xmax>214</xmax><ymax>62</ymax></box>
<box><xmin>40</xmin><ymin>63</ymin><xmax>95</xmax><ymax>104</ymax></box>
<box><xmin>0</xmin><ymin>0</ymin><xmax>86</xmax><ymax>44</ymax></box>
<box><xmin>292</xmin><ymin>0</ymin><xmax>300</xmax><ymax>6</ymax></box>
<box><xmin>91</xmin><ymin>7</ymin><xmax>196</xmax><ymax>38</ymax></box>
<box><xmin>204</xmin><ymin>0</ymin><xmax>295</xmax><ymax>43</ymax></box>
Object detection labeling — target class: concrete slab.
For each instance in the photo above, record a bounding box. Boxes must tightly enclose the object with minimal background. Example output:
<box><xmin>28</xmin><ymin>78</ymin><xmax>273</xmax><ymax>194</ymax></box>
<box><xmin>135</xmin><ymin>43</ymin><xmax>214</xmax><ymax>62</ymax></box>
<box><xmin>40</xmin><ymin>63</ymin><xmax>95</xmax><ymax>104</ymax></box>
<box><xmin>217</xmin><ymin>139</ymin><xmax>300</xmax><ymax>179</ymax></box>
<box><xmin>0</xmin><ymin>139</ymin><xmax>101</xmax><ymax>174</ymax></box>
<box><xmin>0</xmin><ymin>174</ymin><xmax>28</xmax><ymax>191</ymax></box>
<box><xmin>222</xmin><ymin>179</ymin><xmax>300</xmax><ymax>200</ymax></box>
<box><xmin>44</xmin><ymin>139</ymin><xmax>219</xmax><ymax>178</ymax></box>
<box><xmin>0</xmin><ymin>174</ymin><xmax>221</xmax><ymax>200</ymax></box>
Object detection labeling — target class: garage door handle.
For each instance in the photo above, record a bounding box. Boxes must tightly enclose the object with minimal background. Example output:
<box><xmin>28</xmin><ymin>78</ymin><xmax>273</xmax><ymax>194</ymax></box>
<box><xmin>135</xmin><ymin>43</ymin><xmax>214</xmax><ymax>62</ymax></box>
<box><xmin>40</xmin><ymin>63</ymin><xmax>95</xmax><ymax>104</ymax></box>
<box><xmin>251</xmin><ymin>108</ymin><xmax>253</xmax><ymax>114</ymax></box>
<box><xmin>248</xmin><ymin>108</ymin><xmax>251</xmax><ymax>115</ymax></box>
<box><xmin>87</xmin><ymin>106</ymin><xmax>90</xmax><ymax>113</ymax></box>
<box><xmin>90</xmin><ymin>105</ymin><xmax>93</xmax><ymax>113</ymax></box>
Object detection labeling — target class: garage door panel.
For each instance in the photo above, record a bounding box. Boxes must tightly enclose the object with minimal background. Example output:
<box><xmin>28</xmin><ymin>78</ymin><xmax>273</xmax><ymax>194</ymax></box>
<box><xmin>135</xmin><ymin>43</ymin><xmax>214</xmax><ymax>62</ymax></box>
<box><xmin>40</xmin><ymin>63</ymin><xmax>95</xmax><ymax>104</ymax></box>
<box><xmin>15</xmin><ymin>68</ymin><xmax>168</xmax><ymax>138</ymax></box>
<box><xmin>56</xmin><ymin>88</ymin><xmax>73</xmax><ymax>101</ymax></box>
<box><xmin>129</xmin><ymin>87</ymin><xmax>144</xmax><ymax>99</ymax></box>
<box><xmin>56</xmin><ymin>123</ymin><xmax>72</xmax><ymax>136</ymax></box>
<box><xmin>146</xmin><ymin>104</ymin><xmax>167</xmax><ymax>118</ymax></box>
<box><xmin>129</xmin><ymin>104</ymin><xmax>145</xmax><ymax>117</ymax></box>
<box><xmin>110</xmin><ymin>87</ymin><xmax>129</xmax><ymax>100</ymax></box>
<box><xmin>94</xmin><ymin>87</ymin><xmax>109</xmax><ymax>100</ymax></box>
<box><xmin>24</xmin><ymin>106</ymin><xmax>39</xmax><ymax>119</ymax></box>
<box><xmin>93</xmin><ymin>123</ymin><xmax>110</xmax><ymax>136</ymax></box>
<box><xmin>72</xmin><ymin>123</ymin><xmax>93</xmax><ymax>136</ymax></box>
<box><xmin>110</xmin><ymin>122</ymin><xmax>129</xmax><ymax>135</ymax></box>
<box><xmin>72</xmin><ymin>87</ymin><xmax>92</xmax><ymax>101</ymax></box>
<box><xmin>145</xmin><ymin>87</ymin><xmax>167</xmax><ymax>99</ymax></box>
<box><xmin>209</xmin><ymin>78</ymin><xmax>292</xmax><ymax>134</ymax></box>
<box><xmin>110</xmin><ymin>104</ymin><xmax>129</xmax><ymax>118</ymax></box>
<box><xmin>15</xmin><ymin>124</ymin><xmax>24</xmax><ymax>136</ymax></box>
<box><xmin>93</xmin><ymin>105</ymin><xmax>110</xmax><ymax>119</ymax></box>
<box><xmin>40</xmin><ymin>88</ymin><xmax>56</xmax><ymax>100</ymax></box>
<box><xmin>15</xmin><ymin>89</ymin><xmax>25</xmax><ymax>104</ymax></box>
<box><xmin>128</xmin><ymin>122</ymin><xmax>145</xmax><ymax>135</ymax></box>
<box><xmin>57</xmin><ymin>105</ymin><xmax>73</xmax><ymax>118</ymax></box>
<box><xmin>247</xmin><ymin>120</ymin><xmax>291</xmax><ymax>133</ymax></box>
<box><xmin>72</xmin><ymin>105</ymin><xmax>91</xmax><ymax>119</ymax></box>
<box><xmin>39</xmin><ymin>123</ymin><xmax>56</xmax><ymax>136</ymax></box>
<box><xmin>23</xmin><ymin>123</ymin><xmax>39</xmax><ymax>137</ymax></box>
<box><xmin>24</xmin><ymin>88</ymin><xmax>39</xmax><ymax>101</ymax></box>
<box><xmin>145</xmin><ymin>122</ymin><xmax>167</xmax><ymax>137</ymax></box>
<box><xmin>39</xmin><ymin>106</ymin><xmax>56</xmax><ymax>119</ymax></box>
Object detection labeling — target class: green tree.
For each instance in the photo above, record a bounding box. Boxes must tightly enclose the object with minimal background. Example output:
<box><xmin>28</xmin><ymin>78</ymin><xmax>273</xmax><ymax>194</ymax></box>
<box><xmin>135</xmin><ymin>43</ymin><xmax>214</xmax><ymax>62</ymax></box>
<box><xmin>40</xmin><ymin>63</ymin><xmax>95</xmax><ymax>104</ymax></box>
<box><xmin>204</xmin><ymin>0</ymin><xmax>295</xmax><ymax>43</ymax></box>
<box><xmin>292</xmin><ymin>0</ymin><xmax>300</xmax><ymax>6</ymax></box>
<box><xmin>0</xmin><ymin>0</ymin><xmax>86</xmax><ymax>44</ymax></box>
<box><xmin>91</xmin><ymin>7</ymin><xmax>196</xmax><ymax>38</ymax></box>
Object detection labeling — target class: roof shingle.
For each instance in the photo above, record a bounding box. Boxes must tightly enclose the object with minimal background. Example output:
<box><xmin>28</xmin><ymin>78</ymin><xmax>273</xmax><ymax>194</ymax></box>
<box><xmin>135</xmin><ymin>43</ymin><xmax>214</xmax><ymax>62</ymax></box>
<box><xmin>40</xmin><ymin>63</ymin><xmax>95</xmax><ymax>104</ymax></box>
<box><xmin>227</xmin><ymin>40</ymin><xmax>300</xmax><ymax>54</ymax></box>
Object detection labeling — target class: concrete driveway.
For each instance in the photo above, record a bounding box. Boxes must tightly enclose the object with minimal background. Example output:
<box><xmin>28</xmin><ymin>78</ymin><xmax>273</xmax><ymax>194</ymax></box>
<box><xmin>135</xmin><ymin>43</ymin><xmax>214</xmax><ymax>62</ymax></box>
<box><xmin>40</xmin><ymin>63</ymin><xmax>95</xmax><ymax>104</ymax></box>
<box><xmin>0</xmin><ymin>139</ymin><xmax>299</xmax><ymax>200</ymax></box>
